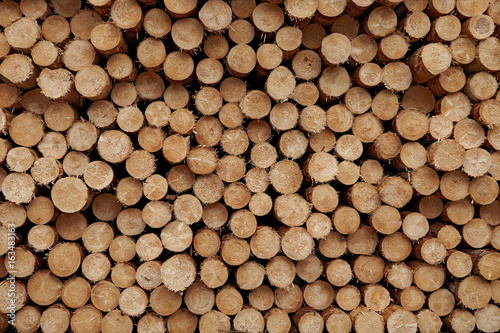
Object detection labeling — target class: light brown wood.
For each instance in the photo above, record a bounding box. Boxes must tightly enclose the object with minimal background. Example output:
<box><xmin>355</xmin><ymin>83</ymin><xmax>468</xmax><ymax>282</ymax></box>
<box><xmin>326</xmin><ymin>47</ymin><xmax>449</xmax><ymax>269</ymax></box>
<box><xmin>416</xmin><ymin>309</ymin><xmax>442</xmax><ymax>333</ymax></box>
<box><xmin>236</xmin><ymin>261</ymin><xmax>265</xmax><ymax>290</ymax></box>
<box><xmin>220</xmin><ymin>234</ymin><xmax>251</xmax><ymax>266</ymax></box>
<box><xmin>150</xmin><ymin>285</ymin><xmax>181</xmax><ymax>316</ymax></box>
<box><xmin>161</xmin><ymin>253</ymin><xmax>196</xmax><ymax>292</ymax></box>
<box><xmin>136</xmin><ymin>233</ymin><xmax>163</xmax><ymax>261</ymax></box>
<box><xmin>408</xmin><ymin>43</ymin><xmax>452</xmax><ymax>83</ymax></box>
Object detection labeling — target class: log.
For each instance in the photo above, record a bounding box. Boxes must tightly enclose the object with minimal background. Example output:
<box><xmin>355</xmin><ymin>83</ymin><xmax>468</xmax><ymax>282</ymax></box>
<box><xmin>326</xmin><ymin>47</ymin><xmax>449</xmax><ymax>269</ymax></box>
<box><xmin>236</xmin><ymin>261</ymin><xmax>265</xmax><ymax>290</ymax></box>
<box><xmin>336</xmin><ymin>285</ymin><xmax>361</xmax><ymax>312</ymax></box>
<box><xmin>136</xmin><ymin>261</ymin><xmax>162</xmax><ymax>290</ymax></box>
<box><xmin>248</xmin><ymin>285</ymin><xmax>274</xmax><ymax>311</ymax></box>
<box><xmin>416</xmin><ymin>309</ymin><xmax>442</xmax><ymax>333</ymax></box>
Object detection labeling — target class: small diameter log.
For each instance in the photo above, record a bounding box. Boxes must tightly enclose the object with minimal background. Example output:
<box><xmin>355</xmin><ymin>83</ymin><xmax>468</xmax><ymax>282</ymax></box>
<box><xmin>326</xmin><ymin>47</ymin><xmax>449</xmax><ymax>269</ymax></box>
<box><xmin>377</xmin><ymin>32</ymin><xmax>409</xmax><ymax>63</ymax></box>
<box><xmin>236</xmin><ymin>261</ymin><xmax>265</xmax><ymax>291</ymax></box>
<box><xmin>31</xmin><ymin>40</ymin><xmax>61</xmax><ymax>68</ymax></box>
<box><xmin>61</xmin><ymin>152</ymin><xmax>87</xmax><ymax>179</ymax></box>
<box><xmin>200</xmin><ymin>35</ymin><xmax>228</xmax><ymax>61</ymax></box>
<box><xmin>0</xmin><ymin>202</ymin><xmax>26</xmax><ymax>230</ymax></box>
<box><xmin>265</xmin><ymin>308</ymin><xmax>292</xmax><ymax>333</ymax></box>
<box><xmin>353</xmin><ymin>63</ymin><xmax>383</xmax><ymax>88</ymax></box>
<box><xmin>299</xmin><ymin>24</ymin><xmax>325</xmax><ymax>53</ymax></box>
<box><xmin>51</xmin><ymin>177</ymin><xmax>91</xmax><ymax>213</ymax></box>
<box><xmin>350</xmin><ymin>306</ymin><xmax>385</xmax><ymax>333</ymax></box>
<box><xmin>2</xmin><ymin>172</ymin><xmax>36</xmax><ymax>204</ymax></box>
<box><xmin>435</xmin><ymin>92</ymin><xmax>472</xmax><ymax>123</ymax></box>
<box><xmin>351</xmin><ymin>114</ymin><xmax>383</xmax><ymax>145</ymax></box>
<box><xmin>274</xmin><ymin>284</ymin><xmax>303</xmax><ymax>313</ymax></box>
<box><xmin>198</xmin><ymin>311</ymin><xmax>230</xmax><ymax>333</ymax></box>
<box><xmin>199</xmin><ymin>257</ymin><xmax>228</xmax><ymax>289</ymax></box>
<box><xmin>394</xmin><ymin>109</ymin><xmax>429</xmax><ymax>142</ymax></box>
<box><xmin>119</xmin><ymin>286</ymin><xmax>148</xmax><ymax>317</ymax></box>
<box><xmin>150</xmin><ymin>285</ymin><xmax>182</xmax><ymax>316</ymax></box>
<box><xmin>26</xmin><ymin>196</ymin><xmax>57</xmax><ymax>226</ymax></box>
<box><xmin>136</xmin><ymin>233</ymin><xmax>163</xmax><ymax>261</ymax></box>
<box><xmin>465</xmin><ymin>37</ymin><xmax>500</xmax><ymax>73</ymax></box>
<box><xmin>136</xmin><ymin>261</ymin><xmax>162</xmax><ymax>291</ymax></box>
<box><xmin>427</xmin><ymin>114</ymin><xmax>453</xmax><ymax>141</ymax></box>
<box><xmin>417</xmin><ymin>309</ymin><xmax>442</xmax><ymax>333</ymax></box>
<box><xmin>5</xmin><ymin>17</ymin><xmax>40</xmax><ymax>53</ymax></box>
<box><xmin>428</xmin><ymin>67</ymin><xmax>466</xmax><ymax>97</ymax></box>
<box><xmin>70</xmin><ymin>9</ymin><xmax>102</xmax><ymax>39</ymax></box>
<box><xmin>293</xmin><ymin>309</ymin><xmax>324</xmax><ymax>333</ymax></box>
<box><xmin>322</xmin><ymin>307</ymin><xmax>352</xmax><ymax>333</ymax></box>
<box><xmin>474</xmin><ymin>304</ymin><xmax>500</xmax><ymax>333</ymax></box>
<box><xmin>363</xmin><ymin>6</ymin><xmax>397</xmax><ymax>39</ymax></box>
<box><xmin>63</xmin><ymin>40</ymin><xmax>99</xmax><ymax>72</ymax></box>
<box><xmin>444</xmin><ymin>309</ymin><xmax>475</xmax><ymax>333</ymax></box>
<box><xmin>184</xmin><ymin>281</ymin><xmax>215</xmax><ymax>316</ymax></box>
<box><xmin>171</xmin><ymin>18</ymin><xmax>203</xmax><ymax>53</ymax></box>
<box><xmin>110</xmin><ymin>0</ymin><xmax>142</xmax><ymax>33</ymax></box>
<box><xmin>199</xmin><ymin>0</ymin><xmax>232</xmax><ymax>32</ymax></box>
<box><xmin>55</xmin><ymin>213</ymin><xmax>87</xmax><ymax>241</ymax></box>
<box><xmin>410</xmin><ymin>261</ymin><xmax>445</xmax><ymax>292</ymax></box>
<box><xmin>14</xmin><ymin>305</ymin><xmax>42</xmax><ymax>333</ymax></box>
<box><xmin>402</xmin><ymin>212</ymin><xmax>429</xmax><ymax>242</ymax></box>
<box><xmin>31</xmin><ymin>157</ymin><xmax>63</xmax><ymax>186</ymax></box>
<box><xmin>318</xmin><ymin>66</ymin><xmax>352</xmax><ymax>102</ymax></box>
<box><xmin>382</xmin><ymin>304</ymin><xmax>418</xmax><ymax>333</ymax></box>
<box><xmin>27</xmin><ymin>270</ymin><xmax>62</xmax><ymax>307</ymax></box>
<box><xmin>451</xmin><ymin>275</ymin><xmax>492</xmax><ymax>310</ymax></box>
<box><xmin>161</xmin><ymin>253</ymin><xmax>196</xmax><ymax>292</ymax></box>
<box><xmin>417</xmin><ymin>195</ymin><xmax>442</xmax><ymax>221</ymax></box>
<box><xmin>381</xmin><ymin>62</ymin><xmax>412</xmax><ymax>92</ymax></box>
<box><xmin>109</xmin><ymin>236</ymin><xmax>136</xmax><ymax>263</ymax></box>
<box><xmin>144</xmin><ymin>8</ymin><xmax>171</xmax><ymax>38</ymax></box>
<box><xmin>347</xmin><ymin>225</ymin><xmax>378</xmax><ymax>256</ymax></box>
<box><xmin>447</xmin><ymin>250</ymin><xmax>473</xmax><ymax>278</ymax></box>
<box><xmin>62</xmin><ymin>277</ymin><xmax>91</xmax><ymax>309</ymax></box>
<box><xmin>324</xmin><ymin>258</ymin><xmax>351</xmax><ymax>288</ymax></box>
<box><xmin>6</xmin><ymin>147</ymin><xmax>37</xmax><ymax>173</ymax></box>
<box><xmin>266</xmin><ymin>66</ymin><xmax>296</xmax><ymax>102</ymax></box>
<box><xmin>215</xmin><ymin>286</ymin><xmax>244</xmax><ymax>316</ymax></box>
<box><xmin>463</xmin><ymin>72</ymin><xmax>498</xmax><ymax>102</ymax></box>
<box><xmin>228</xmin><ymin>19</ymin><xmax>255</xmax><ymax>44</ymax></box>
<box><xmin>384</xmin><ymin>262</ymin><xmax>413</xmax><ymax>290</ymax></box>
<box><xmin>37</xmin><ymin>131</ymin><xmax>68</xmax><ymax>160</ymax></box>
<box><xmin>48</xmin><ymin>242</ymin><xmax>83</xmax><ymax>278</ymax></box>
<box><xmin>346</xmin><ymin>182</ymin><xmax>381</xmax><ymax>215</ymax></box>
<box><xmin>111</xmin><ymin>263</ymin><xmax>136</xmax><ymax>289</ymax></box>
<box><xmin>320</xmin><ymin>33</ymin><xmax>351</xmax><ymax>66</ymax></box>
<box><xmin>137</xmin><ymin>313</ymin><xmax>166</xmax><ymax>333</ymax></box>
<box><xmin>248</xmin><ymin>285</ymin><xmax>274</xmax><ymax>312</ymax></box>
<box><xmin>345</xmin><ymin>0</ymin><xmax>375</xmax><ymax>18</ymax></box>
<box><xmin>412</xmin><ymin>237</ymin><xmax>447</xmax><ymax>265</ymax></box>
<box><xmin>39</xmin><ymin>304</ymin><xmax>71</xmax><ymax>333</ymax></box>
<box><xmin>42</xmin><ymin>15</ymin><xmax>71</xmax><ymax>44</ymax></box>
<box><xmin>425</xmin><ymin>15</ymin><xmax>461</xmax><ymax>43</ymax></box>
<box><xmin>407</xmin><ymin>43</ymin><xmax>452</xmax><ymax>83</ymax></box>
<box><xmin>362</xmin><ymin>284</ymin><xmax>391</xmax><ymax>312</ymax></box>
<box><xmin>314</xmin><ymin>0</ymin><xmax>346</xmax><ymax>25</ymax></box>
<box><xmin>265</xmin><ymin>255</ymin><xmax>295</xmax><ymax>289</ymax></box>
<box><xmin>101</xmin><ymin>310</ymin><xmax>133</xmax><ymax>333</ymax></box>
<box><xmin>163</xmin><ymin>0</ymin><xmax>197</xmax><ymax>18</ymax></box>
<box><xmin>276</xmin><ymin>26</ymin><xmax>302</xmax><ymax>60</ymax></box>
<box><xmin>410</xmin><ymin>166</ymin><xmax>440</xmax><ymax>196</ymax></box>
<box><xmin>428</xmin><ymin>140</ymin><xmax>466</xmax><ymax>172</ymax></box>
<box><xmin>394</xmin><ymin>286</ymin><xmax>426</xmax><ymax>312</ymax></box>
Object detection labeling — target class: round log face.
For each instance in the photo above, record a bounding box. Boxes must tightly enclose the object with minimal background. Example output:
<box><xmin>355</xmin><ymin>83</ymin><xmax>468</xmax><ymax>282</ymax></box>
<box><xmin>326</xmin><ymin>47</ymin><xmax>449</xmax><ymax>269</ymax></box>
<box><xmin>2</xmin><ymin>2</ymin><xmax>500</xmax><ymax>333</ymax></box>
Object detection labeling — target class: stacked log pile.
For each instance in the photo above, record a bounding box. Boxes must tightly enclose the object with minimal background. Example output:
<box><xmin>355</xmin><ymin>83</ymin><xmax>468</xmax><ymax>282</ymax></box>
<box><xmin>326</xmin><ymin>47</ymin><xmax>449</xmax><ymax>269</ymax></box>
<box><xmin>0</xmin><ymin>0</ymin><xmax>500</xmax><ymax>332</ymax></box>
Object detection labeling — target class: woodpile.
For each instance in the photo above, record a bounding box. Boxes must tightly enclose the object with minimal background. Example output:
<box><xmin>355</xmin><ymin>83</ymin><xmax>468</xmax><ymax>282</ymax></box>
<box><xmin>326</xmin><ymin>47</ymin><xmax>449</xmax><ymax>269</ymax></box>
<box><xmin>1</xmin><ymin>0</ymin><xmax>500</xmax><ymax>332</ymax></box>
